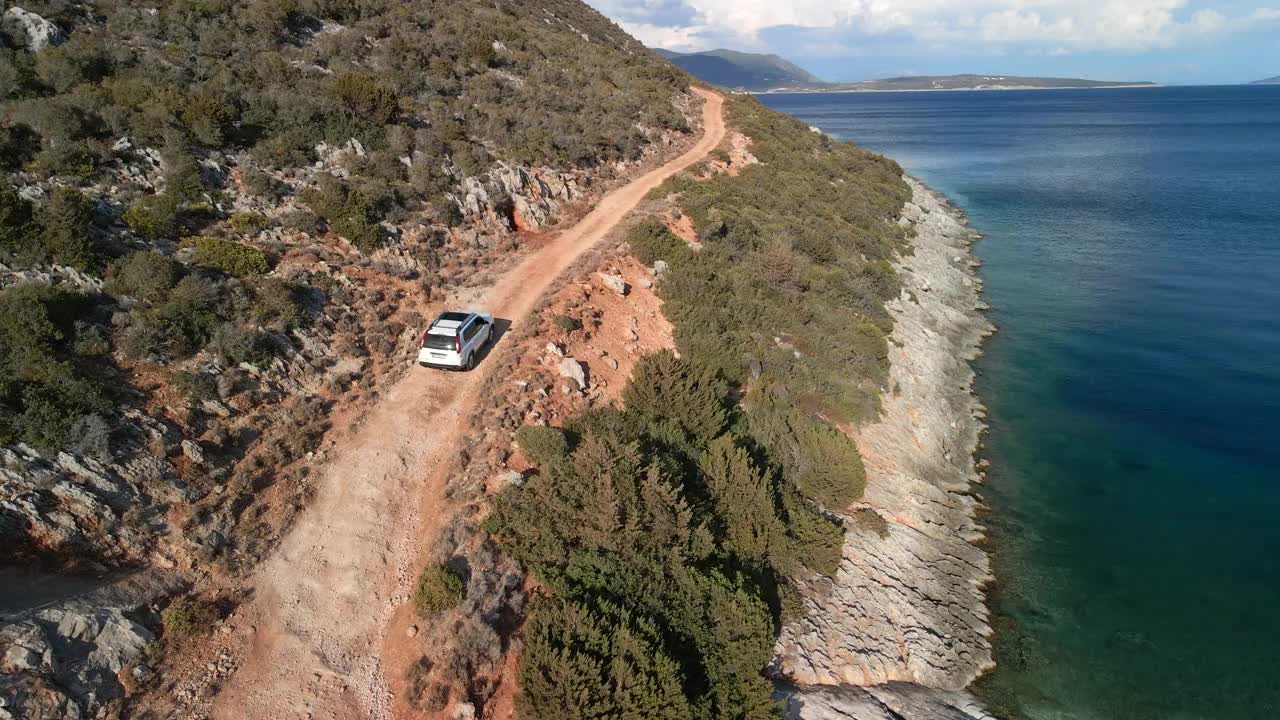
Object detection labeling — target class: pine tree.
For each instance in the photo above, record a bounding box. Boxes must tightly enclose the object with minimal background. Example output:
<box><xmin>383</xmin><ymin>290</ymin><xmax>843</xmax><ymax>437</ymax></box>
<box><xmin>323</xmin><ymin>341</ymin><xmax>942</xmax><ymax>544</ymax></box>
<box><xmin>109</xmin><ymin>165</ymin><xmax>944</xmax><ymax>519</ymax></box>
<box><xmin>624</xmin><ymin>351</ymin><xmax>727</xmax><ymax>447</ymax></box>
<box><xmin>697</xmin><ymin>435</ymin><xmax>782</xmax><ymax>562</ymax></box>
<box><xmin>39</xmin><ymin>186</ymin><xmax>98</xmax><ymax>270</ymax></box>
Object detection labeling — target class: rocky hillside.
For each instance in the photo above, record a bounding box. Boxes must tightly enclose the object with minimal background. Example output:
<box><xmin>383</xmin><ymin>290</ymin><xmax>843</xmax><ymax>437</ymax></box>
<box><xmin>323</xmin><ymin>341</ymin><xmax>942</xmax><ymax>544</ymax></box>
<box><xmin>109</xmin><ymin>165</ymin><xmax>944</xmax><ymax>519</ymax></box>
<box><xmin>0</xmin><ymin>1</ymin><xmax>697</xmax><ymax>716</ymax></box>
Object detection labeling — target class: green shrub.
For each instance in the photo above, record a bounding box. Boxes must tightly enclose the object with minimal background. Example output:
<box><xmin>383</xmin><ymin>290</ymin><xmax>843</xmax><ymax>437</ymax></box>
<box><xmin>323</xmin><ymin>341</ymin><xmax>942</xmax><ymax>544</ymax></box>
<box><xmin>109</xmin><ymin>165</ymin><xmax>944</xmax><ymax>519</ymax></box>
<box><xmin>37</xmin><ymin>187</ymin><xmax>99</xmax><ymax>270</ymax></box>
<box><xmin>121</xmin><ymin>276</ymin><xmax>224</xmax><ymax>361</ymax></box>
<box><xmin>746</xmin><ymin>389</ymin><xmax>866</xmax><ymax>511</ymax></box>
<box><xmin>331</xmin><ymin>72</ymin><xmax>398</xmax><ymax>125</ymax></box>
<box><xmin>551</xmin><ymin>314</ymin><xmax>581</xmax><ymax>333</ymax></box>
<box><xmin>187</xmin><ymin>236</ymin><xmax>269</xmax><ymax>276</ymax></box>
<box><xmin>161</xmin><ymin>596</ymin><xmax>220</xmax><ymax>640</ymax></box>
<box><xmin>0</xmin><ymin>183</ymin><xmax>36</xmax><ymax>260</ymax></box>
<box><xmin>518</xmin><ymin>597</ymin><xmax>691</xmax><ymax>720</ymax></box>
<box><xmin>123</xmin><ymin>195</ymin><xmax>180</xmax><ymax>240</ymax></box>
<box><xmin>698</xmin><ymin>435</ymin><xmax>783</xmax><ymax>563</ymax></box>
<box><xmin>249</xmin><ymin>277</ymin><xmax>305</xmax><ymax>330</ymax></box>
<box><xmin>490</xmin><ymin>352</ymin><xmax>833</xmax><ymax>720</ymax></box>
<box><xmin>108</xmin><ymin>251</ymin><xmax>180</xmax><ymax>303</ymax></box>
<box><xmin>228</xmin><ymin>211</ymin><xmax>267</xmax><ymax>234</ymax></box>
<box><xmin>281</xmin><ymin>209</ymin><xmax>322</xmax><ymax>235</ymax></box>
<box><xmin>627</xmin><ymin>218</ymin><xmax>690</xmax><ymax>266</ymax></box>
<box><xmin>331</xmin><ymin>213</ymin><xmax>381</xmax><ymax>250</ymax></box>
<box><xmin>0</xmin><ymin>286</ymin><xmax>112</xmax><ymax>450</ymax></box>
<box><xmin>413</xmin><ymin>564</ymin><xmax>465</xmax><ymax>617</ymax></box>
<box><xmin>623</xmin><ymin>351</ymin><xmax>727</xmax><ymax>448</ymax></box>
<box><xmin>514</xmin><ymin>425</ymin><xmax>568</xmax><ymax>467</ymax></box>
<box><xmin>210</xmin><ymin>323</ymin><xmax>275</xmax><ymax>366</ymax></box>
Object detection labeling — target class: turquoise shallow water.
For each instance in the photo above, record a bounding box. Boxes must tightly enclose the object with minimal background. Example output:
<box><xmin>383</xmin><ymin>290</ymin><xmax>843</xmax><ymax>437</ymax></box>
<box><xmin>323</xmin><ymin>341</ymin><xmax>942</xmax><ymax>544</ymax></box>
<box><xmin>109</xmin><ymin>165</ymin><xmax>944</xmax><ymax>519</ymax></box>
<box><xmin>760</xmin><ymin>86</ymin><xmax>1280</xmax><ymax>719</ymax></box>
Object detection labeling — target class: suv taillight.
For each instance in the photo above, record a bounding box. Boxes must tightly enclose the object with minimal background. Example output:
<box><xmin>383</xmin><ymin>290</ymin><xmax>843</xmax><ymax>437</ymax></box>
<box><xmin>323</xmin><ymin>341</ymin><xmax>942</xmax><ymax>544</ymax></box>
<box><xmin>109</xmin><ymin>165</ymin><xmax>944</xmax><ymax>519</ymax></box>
<box><xmin>455</xmin><ymin>334</ymin><xmax>462</xmax><ymax>353</ymax></box>
<box><xmin>421</xmin><ymin>330</ymin><xmax>429</xmax><ymax>347</ymax></box>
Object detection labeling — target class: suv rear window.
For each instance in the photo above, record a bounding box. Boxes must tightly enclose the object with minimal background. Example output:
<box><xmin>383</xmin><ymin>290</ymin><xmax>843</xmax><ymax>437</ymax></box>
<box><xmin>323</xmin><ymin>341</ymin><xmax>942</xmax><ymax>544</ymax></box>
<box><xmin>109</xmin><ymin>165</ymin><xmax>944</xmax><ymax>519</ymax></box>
<box><xmin>422</xmin><ymin>333</ymin><xmax>456</xmax><ymax>350</ymax></box>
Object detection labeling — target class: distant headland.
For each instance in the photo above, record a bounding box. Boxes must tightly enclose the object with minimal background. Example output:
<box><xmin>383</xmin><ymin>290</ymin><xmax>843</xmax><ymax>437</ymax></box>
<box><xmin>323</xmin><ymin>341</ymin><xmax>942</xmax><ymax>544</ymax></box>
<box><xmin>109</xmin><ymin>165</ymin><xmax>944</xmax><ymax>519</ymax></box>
<box><xmin>656</xmin><ymin>48</ymin><xmax>1156</xmax><ymax>93</ymax></box>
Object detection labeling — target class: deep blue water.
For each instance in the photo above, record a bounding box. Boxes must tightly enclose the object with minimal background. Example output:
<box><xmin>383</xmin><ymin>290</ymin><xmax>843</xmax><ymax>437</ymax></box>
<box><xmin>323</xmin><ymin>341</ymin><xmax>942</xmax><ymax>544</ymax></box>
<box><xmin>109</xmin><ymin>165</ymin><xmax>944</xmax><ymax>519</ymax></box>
<box><xmin>760</xmin><ymin>86</ymin><xmax>1280</xmax><ymax>720</ymax></box>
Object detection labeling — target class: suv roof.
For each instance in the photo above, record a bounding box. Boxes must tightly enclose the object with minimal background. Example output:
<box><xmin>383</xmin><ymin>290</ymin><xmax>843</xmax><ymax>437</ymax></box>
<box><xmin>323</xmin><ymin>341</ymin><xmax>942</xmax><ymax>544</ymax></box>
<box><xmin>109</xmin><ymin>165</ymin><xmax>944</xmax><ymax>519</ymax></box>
<box><xmin>428</xmin><ymin>311</ymin><xmax>474</xmax><ymax>336</ymax></box>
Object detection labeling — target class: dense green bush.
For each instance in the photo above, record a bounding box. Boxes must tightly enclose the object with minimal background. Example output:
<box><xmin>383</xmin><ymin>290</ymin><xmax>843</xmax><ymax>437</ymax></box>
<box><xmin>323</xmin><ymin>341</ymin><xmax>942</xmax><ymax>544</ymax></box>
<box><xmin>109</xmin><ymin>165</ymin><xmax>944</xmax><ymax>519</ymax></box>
<box><xmin>0</xmin><ymin>184</ymin><xmax>101</xmax><ymax>269</ymax></box>
<box><xmin>123</xmin><ymin>195</ymin><xmax>180</xmax><ymax>241</ymax></box>
<box><xmin>627</xmin><ymin>218</ymin><xmax>692</xmax><ymax>267</ymax></box>
<box><xmin>107</xmin><ymin>251</ymin><xmax>180</xmax><ymax>303</ymax></box>
<box><xmin>514</xmin><ymin>425</ymin><xmax>568</xmax><ymax>467</ymax></box>
<box><xmin>228</xmin><ymin>211</ymin><xmax>267</xmax><ymax>234</ymax></box>
<box><xmin>414</xmin><ymin>563</ymin><xmax>465</xmax><ymax>617</ymax></box>
<box><xmin>491</xmin><ymin>352</ymin><xmax>841</xmax><ymax>720</ymax></box>
<box><xmin>0</xmin><ymin>286</ymin><xmax>112</xmax><ymax>450</ymax></box>
<box><xmin>37</xmin><ymin>187</ymin><xmax>99</xmax><ymax>270</ymax></box>
<box><xmin>121</xmin><ymin>275</ymin><xmax>225</xmax><ymax>361</ymax></box>
<box><xmin>249</xmin><ymin>277</ymin><xmax>306</xmax><ymax>330</ymax></box>
<box><xmin>518</xmin><ymin>597</ymin><xmax>692</xmax><ymax>720</ymax></box>
<box><xmin>187</xmin><ymin>236</ymin><xmax>269</xmax><ymax>276</ymax></box>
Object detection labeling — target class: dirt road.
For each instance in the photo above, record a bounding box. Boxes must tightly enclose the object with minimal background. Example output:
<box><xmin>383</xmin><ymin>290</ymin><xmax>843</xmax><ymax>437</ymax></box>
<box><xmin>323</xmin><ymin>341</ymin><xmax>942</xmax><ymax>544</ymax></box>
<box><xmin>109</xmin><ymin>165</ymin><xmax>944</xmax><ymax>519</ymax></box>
<box><xmin>208</xmin><ymin>88</ymin><xmax>724</xmax><ymax>720</ymax></box>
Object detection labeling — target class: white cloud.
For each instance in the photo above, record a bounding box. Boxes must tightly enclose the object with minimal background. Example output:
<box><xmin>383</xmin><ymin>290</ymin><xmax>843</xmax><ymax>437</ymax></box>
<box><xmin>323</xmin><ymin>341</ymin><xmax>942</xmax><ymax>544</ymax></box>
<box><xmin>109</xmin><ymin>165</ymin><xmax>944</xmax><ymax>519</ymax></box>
<box><xmin>589</xmin><ymin>0</ymin><xmax>1280</xmax><ymax>53</ymax></box>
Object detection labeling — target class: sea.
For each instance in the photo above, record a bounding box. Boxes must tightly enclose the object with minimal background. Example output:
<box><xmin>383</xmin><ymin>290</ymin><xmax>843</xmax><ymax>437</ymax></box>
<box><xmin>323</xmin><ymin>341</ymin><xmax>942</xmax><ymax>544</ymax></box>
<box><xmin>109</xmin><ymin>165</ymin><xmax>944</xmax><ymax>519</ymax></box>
<box><xmin>759</xmin><ymin>85</ymin><xmax>1280</xmax><ymax>720</ymax></box>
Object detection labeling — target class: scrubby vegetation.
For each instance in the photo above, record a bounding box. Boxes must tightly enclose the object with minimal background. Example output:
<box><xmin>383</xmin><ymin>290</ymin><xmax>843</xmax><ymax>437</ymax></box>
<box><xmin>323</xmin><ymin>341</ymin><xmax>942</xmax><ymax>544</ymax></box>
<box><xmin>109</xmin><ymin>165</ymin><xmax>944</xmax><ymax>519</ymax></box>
<box><xmin>187</xmin><ymin>236</ymin><xmax>270</xmax><ymax>277</ymax></box>
<box><xmin>490</xmin><ymin>352</ymin><xmax>850</xmax><ymax>720</ymax></box>
<box><xmin>0</xmin><ymin>285</ymin><xmax>112</xmax><ymax>450</ymax></box>
<box><xmin>414</xmin><ymin>563</ymin><xmax>465</xmax><ymax>616</ymax></box>
<box><xmin>160</xmin><ymin>596</ymin><xmax>221</xmax><ymax>641</ymax></box>
<box><xmin>488</xmin><ymin>93</ymin><xmax>910</xmax><ymax>718</ymax></box>
<box><xmin>637</xmin><ymin>94</ymin><xmax>910</xmax><ymax>424</ymax></box>
<box><xmin>0</xmin><ymin>0</ymin><xmax>687</xmax><ymax>212</ymax></box>
<box><xmin>0</xmin><ymin>0</ymin><xmax>690</xmax><ymax>460</ymax></box>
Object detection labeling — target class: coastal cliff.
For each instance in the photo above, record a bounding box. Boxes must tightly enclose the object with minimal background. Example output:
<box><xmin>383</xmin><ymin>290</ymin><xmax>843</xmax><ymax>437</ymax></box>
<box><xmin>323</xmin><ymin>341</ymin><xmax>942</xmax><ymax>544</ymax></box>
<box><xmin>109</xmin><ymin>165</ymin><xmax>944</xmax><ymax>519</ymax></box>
<box><xmin>779</xmin><ymin>179</ymin><xmax>996</xmax><ymax>717</ymax></box>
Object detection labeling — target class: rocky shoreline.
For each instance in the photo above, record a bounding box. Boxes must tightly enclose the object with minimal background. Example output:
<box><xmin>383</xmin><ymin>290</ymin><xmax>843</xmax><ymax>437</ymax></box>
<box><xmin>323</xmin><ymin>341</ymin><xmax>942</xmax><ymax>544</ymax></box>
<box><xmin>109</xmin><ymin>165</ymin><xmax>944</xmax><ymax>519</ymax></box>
<box><xmin>780</xmin><ymin>178</ymin><xmax>997</xmax><ymax>719</ymax></box>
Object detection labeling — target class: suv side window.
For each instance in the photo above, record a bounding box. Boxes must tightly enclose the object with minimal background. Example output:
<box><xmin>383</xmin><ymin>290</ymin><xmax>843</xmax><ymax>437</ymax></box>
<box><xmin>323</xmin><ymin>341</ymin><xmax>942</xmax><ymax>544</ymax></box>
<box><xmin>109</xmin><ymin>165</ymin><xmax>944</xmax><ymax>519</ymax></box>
<box><xmin>462</xmin><ymin>319</ymin><xmax>480</xmax><ymax>342</ymax></box>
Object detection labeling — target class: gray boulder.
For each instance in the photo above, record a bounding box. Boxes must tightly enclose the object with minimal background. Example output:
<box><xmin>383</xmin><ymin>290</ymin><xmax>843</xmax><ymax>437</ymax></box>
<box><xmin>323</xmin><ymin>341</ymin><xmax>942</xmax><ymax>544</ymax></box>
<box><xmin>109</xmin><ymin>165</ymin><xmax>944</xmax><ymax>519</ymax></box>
<box><xmin>558</xmin><ymin>357</ymin><xmax>587</xmax><ymax>391</ymax></box>
<box><xmin>596</xmin><ymin>273</ymin><xmax>629</xmax><ymax>296</ymax></box>
<box><xmin>3</xmin><ymin>7</ymin><xmax>66</xmax><ymax>51</ymax></box>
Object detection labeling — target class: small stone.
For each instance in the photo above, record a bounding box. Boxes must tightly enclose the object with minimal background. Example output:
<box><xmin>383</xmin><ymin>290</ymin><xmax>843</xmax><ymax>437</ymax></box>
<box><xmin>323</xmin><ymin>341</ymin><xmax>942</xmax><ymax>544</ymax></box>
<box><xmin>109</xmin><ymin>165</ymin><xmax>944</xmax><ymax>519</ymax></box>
<box><xmin>181</xmin><ymin>439</ymin><xmax>205</xmax><ymax>465</ymax></box>
<box><xmin>652</xmin><ymin>260</ymin><xmax>669</xmax><ymax>276</ymax></box>
<box><xmin>605</xmin><ymin>357</ymin><xmax>619</xmax><ymax>370</ymax></box>
<box><xmin>638</xmin><ymin>277</ymin><xmax>653</xmax><ymax>289</ymax></box>
<box><xmin>545</xmin><ymin>342</ymin><xmax>564</xmax><ymax>357</ymax></box>
<box><xmin>406</xmin><ymin>625</ymin><xmax>419</xmax><ymax>638</ymax></box>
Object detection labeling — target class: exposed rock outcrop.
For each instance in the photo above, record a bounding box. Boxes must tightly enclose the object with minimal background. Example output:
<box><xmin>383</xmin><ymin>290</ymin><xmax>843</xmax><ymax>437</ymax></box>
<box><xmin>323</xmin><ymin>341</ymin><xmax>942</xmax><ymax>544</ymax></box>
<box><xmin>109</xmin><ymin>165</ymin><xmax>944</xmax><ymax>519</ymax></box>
<box><xmin>782</xmin><ymin>682</ymin><xmax>993</xmax><ymax>720</ymax></box>
<box><xmin>0</xmin><ymin>571</ymin><xmax>183</xmax><ymax>720</ymax></box>
<box><xmin>452</xmin><ymin>162</ymin><xmax>583</xmax><ymax>232</ymax></box>
<box><xmin>2</xmin><ymin>7</ymin><xmax>65</xmax><ymax>51</ymax></box>
<box><xmin>777</xmin><ymin>179</ymin><xmax>996</xmax><ymax>716</ymax></box>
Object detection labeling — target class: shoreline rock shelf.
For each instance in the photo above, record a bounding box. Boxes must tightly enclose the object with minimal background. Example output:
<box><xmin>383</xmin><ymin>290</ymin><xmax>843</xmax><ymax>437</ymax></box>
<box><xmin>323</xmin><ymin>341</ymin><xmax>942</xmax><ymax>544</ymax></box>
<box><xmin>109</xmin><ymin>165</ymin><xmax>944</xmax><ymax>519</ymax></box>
<box><xmin>779</xmin><ymin>178</ymin><xmax>996</xmax><ymax>719</ymax></box>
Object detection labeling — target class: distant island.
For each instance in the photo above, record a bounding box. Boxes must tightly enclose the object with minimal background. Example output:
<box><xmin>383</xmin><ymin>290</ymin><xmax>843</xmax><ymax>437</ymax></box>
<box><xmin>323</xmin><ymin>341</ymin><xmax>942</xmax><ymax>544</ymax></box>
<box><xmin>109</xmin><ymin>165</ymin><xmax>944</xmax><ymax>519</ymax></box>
<box><xmin>656</xmin><ymin>48</ymin><xmax>1155</xmax><ymax>93</ymax></box>
<box><xmin>1252</xmin><ymin>75</ymin><xmax>1280</xmax><ymax>84</ymax></box>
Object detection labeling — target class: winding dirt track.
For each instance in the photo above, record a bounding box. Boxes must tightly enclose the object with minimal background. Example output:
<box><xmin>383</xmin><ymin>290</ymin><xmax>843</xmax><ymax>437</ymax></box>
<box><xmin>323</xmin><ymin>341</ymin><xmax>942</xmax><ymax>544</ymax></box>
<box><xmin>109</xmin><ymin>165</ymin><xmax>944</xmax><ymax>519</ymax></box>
<box><xmin>209</xmin><ymin>88</ymin><xmax>724</xmax><ymax>720</ymax></box>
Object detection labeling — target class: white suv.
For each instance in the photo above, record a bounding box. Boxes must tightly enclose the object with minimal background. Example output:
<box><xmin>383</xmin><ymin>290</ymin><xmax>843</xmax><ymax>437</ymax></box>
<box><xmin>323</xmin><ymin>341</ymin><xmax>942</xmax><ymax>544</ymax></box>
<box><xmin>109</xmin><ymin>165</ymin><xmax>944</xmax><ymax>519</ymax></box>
<box><xmin>418</xmin><ymin>310</ymin><xmax>494</xmax><ymax>370</ymax></box>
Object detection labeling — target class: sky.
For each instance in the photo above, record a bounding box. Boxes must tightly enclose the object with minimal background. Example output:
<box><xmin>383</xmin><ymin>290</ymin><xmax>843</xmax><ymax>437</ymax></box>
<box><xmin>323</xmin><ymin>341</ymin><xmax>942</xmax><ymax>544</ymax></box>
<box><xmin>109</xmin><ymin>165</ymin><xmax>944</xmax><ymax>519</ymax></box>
<box><xmin>584</xmin><ymin>0</ymin><xmax>1280</xmax><ymax>84</ymax></box>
